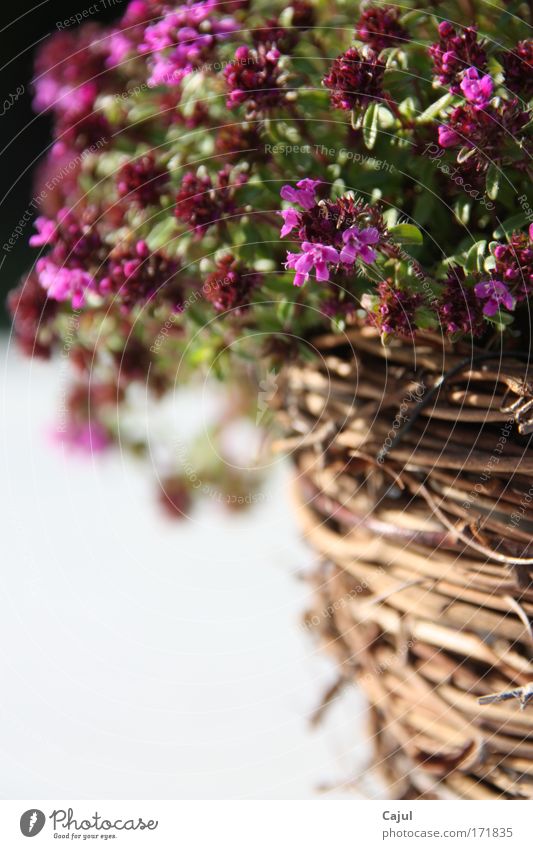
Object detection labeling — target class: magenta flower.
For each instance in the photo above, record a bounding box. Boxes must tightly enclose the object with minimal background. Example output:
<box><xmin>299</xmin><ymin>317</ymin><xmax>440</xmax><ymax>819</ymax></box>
<box><xmin>279</xmin><ymin>208</ymin><xmax>302</xmax><ymax>238</ymax></box>
<box><xmin>285</xmin><ymin>242</ymin><xmax>340</xmax><ymax>287</ymax></box>
<box><xmin>140</xmin><ymin>2</ymin><xmax>237</xmax><ymax>87</ymax></box>
<box><xmin>52</xmin><ymin>421</ymin><xmax>110</xmax><ymax>454</ymax></box>
<box><xmin>29</xmin><ymin>217</ymin><xmax>57</xmax><ymax>247</ymax></box>
<box><xmin>460</xmin><ymin>67</ymin><xmax>493</xmax><ymax>108</ymax></box>
<box><xmin>339</xmin><ymin>226</ymin><xmax>379</xmax><ymax>264</ymax></box>
<box><xmin>474</xmin><ymin>279</ymin><xmax>515</xmax><ymax>316</ymax></box>
<box><xmin>438</xmin><ymin>124</ymin><xmax>461</xmax><ymax>148</ymax></box>
<box><xmin>428</xmin><ymin>23</ymin><xmax>487</xmax><ymax>93</ymax></box>
<box><xmin>280</xmin><ymin>179</ymin><xmax>321</xmax><ymax>210</ymax></box>
<box><xmin>36</xmin><ymin>258</ymin><xmax>94</xmax><ymax>309</ymax></box>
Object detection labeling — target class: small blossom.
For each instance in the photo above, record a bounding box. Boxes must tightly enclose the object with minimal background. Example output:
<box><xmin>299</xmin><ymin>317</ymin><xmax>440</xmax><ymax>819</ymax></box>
<box><xmin>54</xmin><ymin>421</ymin><xmax>111</xmax><ymax>454</ymax></box>
<box><xmin>460</xmin><ymin>67</ymin><xmax>493</xmax><ymax>108</ymax></box>
<box><xmin>280</xmin><ymin>179</ymin><xmax>321</xmax><ymax>210</ymax></box>
<box><xmin>437</xmin><ymin>124</ymin><xmax>461</xmax><ymax>148</ymax></box>
<box><xmin>285</xmin><ymin>242</ymin><xmax>340</xmax><ymax>287</ymax></box>
<box><xmin>36</xmin><ymin>258</ymin><xmax>95</xmax><ymax>308</ymax></box>
<box><xmin>474</xmin><ymin>279</ymin><xmax>515</xmax><ymax>316</ymax></box>
<box><xmin>339</xmin><ymin>226</ymin><xmax>379</xmax><ymax>264</ymax></box>
<box><xmin>279</xmin><ymin>208</ymin><xmax>302</xmax><ymax>238</ymax></box>
<box><xmin>29</xmin><ymin>217</ymin><xmax>57</xmax><ymax>247</ymax></box>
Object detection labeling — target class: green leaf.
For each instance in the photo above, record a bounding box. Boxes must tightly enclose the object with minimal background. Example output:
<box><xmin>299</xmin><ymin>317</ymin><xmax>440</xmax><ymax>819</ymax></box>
<box><xmin>493</xmin><ymin>213</ymin><xmax>528</xmax><ymax>240</ymax></box>
<box><xmin>486</xmin><ymin>164</ymin><xmax>500</xmax><ymax>201</ymax></box>
<box><xmin>276</xmin><ymin>299</ymin><xmax>294</xmax><ymax>325</ymax></box>
<box><xmin>362</xmin><ymin>102</ymin><xmax>379</xmax><ymax>149</ymax></box>
<box><xmin>464</xmin><ymin>240</ymin><xmax>487</xmax><ymax>273</ymax></box>
<box><xmin>484</xmin><ymin>310</ymin><xmax>514</xmax><ymax>331</ymax></box>
<box><xmin>351</xmin><ymin>109</ymin><xmax>362</xmax><ymax>131</ymax></box>
<box><xmin>418</xmin><ymin>92</ymin><xmax>454</xmax><ymax>122</ymax></box>
<box><xmin>388</xmin><ymin>223</ymin><xmax>423</xmax><ymax>245</ymax></box>
<box><xmin>454</xmin><ymin>199</ymin><xmax>471</xmax><ymax>225</ymax></box>
<box><xmin>146</xmin><ymin>217</ymin><xmax>179</xmax><ymax>251</ymax></box>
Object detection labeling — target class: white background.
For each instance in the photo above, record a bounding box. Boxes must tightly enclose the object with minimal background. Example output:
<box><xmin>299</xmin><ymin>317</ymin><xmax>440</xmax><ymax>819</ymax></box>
<box><xmin>0</xmin><ymin>340</ymin><xmax>369</xmax><ymax>799</ymax></box>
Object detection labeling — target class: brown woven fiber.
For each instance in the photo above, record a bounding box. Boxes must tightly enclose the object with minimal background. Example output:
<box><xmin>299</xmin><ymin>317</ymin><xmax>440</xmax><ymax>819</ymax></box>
<box><xmin>277</xmin><ymin>326</ymin><xmax>533</xmax><ymax>800</ymax></box>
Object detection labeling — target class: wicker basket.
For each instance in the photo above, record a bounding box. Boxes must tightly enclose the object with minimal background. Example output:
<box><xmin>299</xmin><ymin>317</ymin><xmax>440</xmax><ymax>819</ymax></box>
<box><xmin>277</xmin><ymin>326</ymin><xmax>533</xmax><ymax>800</ymax></box>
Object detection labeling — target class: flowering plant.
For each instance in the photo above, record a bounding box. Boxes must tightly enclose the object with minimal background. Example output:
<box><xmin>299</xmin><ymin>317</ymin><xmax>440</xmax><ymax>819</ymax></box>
<box><xmin>7</xmin><ymin>0</ymin><xmax>533</xmax><ymax>503</ymax></box>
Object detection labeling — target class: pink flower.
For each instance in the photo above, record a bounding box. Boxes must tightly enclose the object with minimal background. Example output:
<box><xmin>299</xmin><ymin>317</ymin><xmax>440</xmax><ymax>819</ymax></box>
<box><xmin>29</xmin><ymin>217</ymin><xmax>57</xmax><ymax>247</ymax></box>
<box><xmin>280</xmin><ymin>179</ymin><xmax>321</xmax><ymax>210</ymax></box>
<box><xmin>438</xmin><ymin>124</ymin><xmax>461</xmax><ymax>148</ymax></box>
<box><xmin>339</xmin><ymin>226</ymin><xmax>379</xmax><ymax>264</ymax></box>
<box><xmin>474</xmin><ymin>279</ymin><xmax>515</xmax><ymax>316</ymax></box>
<box><xmin>106</xmin><ymin>31</ymin><xmax>134</xmax><ymax>67</ymax></box>
<box><xmin>460</xmin><ymin>67</ymin><xmax>493</xmax><ymax>108</ymax></box>
<box><xmin>36</xmin><ymin>258</ymin><xmax>94</xmax><ymax>308</ymax></box>
<box><xmin>285</xmin><ymin>242</ymin><xmax>340</xmax><ymax>287</ymax></box>
<box><xmin>140</xmin><ymin>2</ymin><xmax>237</xmax><ymax>87</ymax></box>
<box><xmin>279</xmin><ymin>208</ymin><xmax>301</xmax><ymax>238</ymax></box>
<box><xmin>52</xmin><ymin>421</ymin><xmax>110</xmax><ymax>454</ymax></box>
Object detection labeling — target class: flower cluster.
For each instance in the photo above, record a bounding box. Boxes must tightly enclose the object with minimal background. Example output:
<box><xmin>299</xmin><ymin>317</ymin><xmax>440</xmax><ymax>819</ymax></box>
<box><xmin>224</xmin><ymin>44</ymin><xmax>287</xmax><ymax>116</ymax></box>
<box><xmin>323</xmin><ymin>47</ymin><xmax>384</xmax><ymax>113</ymax></box>
<box><xmin>32</xmin><ymin>208</ymin><xmax>106</xmax><ymax>308</ymax></box>
<box><xmin>364</xmin><ymin>280</ymin><xmax>423</xmax><ymax>338</ymax></box>
<box><xmin>437</xmin><ymin>268</ymin><xmax>484</xmax><ymax>336</ymax></box>
<box><xmin>140</xmin><ymin>0</ymin><xmax>238</xmax><ymax>86</ymax></box>
<box><xmin>502</xmin><ymin>40</ymin><xmax>533</xmax><ymax>101</ymax></box>
<box><xmin>429</xmin><ymin>23</ymin><xmax>486</xmax><ymax>93</ymax></box>
<box><xmin>204</xmin><ymin>255</ymin><xmax>262</xmax><ymax>313</ymax></box>
<box><xmin>117</xmin><ymin>154</ymin><xmax>170</xmax><ymax>206</ymax></box>
<box><xmin>437</xmin><ymin>97</ymin><xmax>530</xmax><ymax>185</ymax></box>
<box><xmin>280</xmin><ymin>182</ymin><xmax>384</xmax><ymax>285</ymax></box>
<box><xmin>175</xmin><ymin>166</ymin><xmax>247</xmax><ymax>233</ymax></box>
<box><xmin>489</xmin><ymin>226</ymin><xmax>533</xmax><ymax>301</ymax></box>
<box><xmin>99</xmin><ymin>240</ymin><xmax>182</xmax><ymax>310</ymax></box>
<box><xmin>7</xmin><ymin>271</ymin><xmax>58</xmax><ymax>358</ymax></box>
<box><xmin>355</xmin><ymin>5</ymin><xmax>409</xmax><ymax>52</ymax></box>
<box><xmin>7</xmin><ymin>0</ymin><xmax>533</xmax><ymax>511</ymax></box>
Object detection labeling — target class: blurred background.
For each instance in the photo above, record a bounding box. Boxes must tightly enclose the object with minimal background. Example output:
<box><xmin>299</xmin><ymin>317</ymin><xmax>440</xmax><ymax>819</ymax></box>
<box><xmin>0</xmin><ymin>1</ymin><xmax>125</xmax><ymax>321</ymax></box>
<box><xmin>0</xmin><ymin>2</ymin><xmax>369</xmax><ymax>799</ymax></box>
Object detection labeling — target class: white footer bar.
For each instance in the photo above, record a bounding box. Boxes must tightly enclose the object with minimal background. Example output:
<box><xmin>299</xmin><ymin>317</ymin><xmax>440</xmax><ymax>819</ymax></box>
<box><xmin>3</xmin><ymin>799</ymin><xmax>531</xmax><ymax>847</ymax></box>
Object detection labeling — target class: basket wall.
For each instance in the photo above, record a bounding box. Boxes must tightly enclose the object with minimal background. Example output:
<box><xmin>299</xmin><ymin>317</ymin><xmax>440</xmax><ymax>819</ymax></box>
<box><xmin>279</xmin><ymin>327</ymin><xmax>533</xmax><ymax>800</ymax></box>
